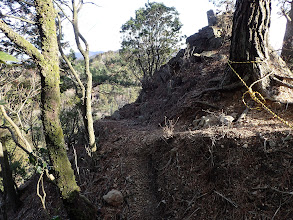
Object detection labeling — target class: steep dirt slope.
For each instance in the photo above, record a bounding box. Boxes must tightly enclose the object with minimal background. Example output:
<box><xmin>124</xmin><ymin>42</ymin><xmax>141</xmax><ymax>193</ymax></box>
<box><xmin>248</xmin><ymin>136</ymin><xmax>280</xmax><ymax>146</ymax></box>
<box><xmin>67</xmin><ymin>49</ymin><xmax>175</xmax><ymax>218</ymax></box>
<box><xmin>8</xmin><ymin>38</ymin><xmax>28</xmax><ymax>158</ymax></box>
<box><xmin>93</xmin><ymin>115</ymin><xmax>293</xmax><ymax>219</ymax></box>
<box><xmin>86</xmin><ymin>34</ymin><xmax>293</xmax><ymax>219</ymax></box>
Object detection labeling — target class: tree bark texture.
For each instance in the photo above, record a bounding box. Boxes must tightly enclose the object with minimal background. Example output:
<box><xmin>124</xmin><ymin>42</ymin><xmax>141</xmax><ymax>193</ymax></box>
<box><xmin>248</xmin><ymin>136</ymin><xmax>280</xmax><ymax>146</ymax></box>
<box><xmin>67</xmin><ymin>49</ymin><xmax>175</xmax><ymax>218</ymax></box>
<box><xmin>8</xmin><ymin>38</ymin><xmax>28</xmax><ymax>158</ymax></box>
<box><xmin>0</xmin><ymin>140</ymin><xmax>21</xmax><ymax>211</ymax></box>
<box><xmin>281</xmin><ymin>1</ymin><xmax>293</xmax><ymax>65</ymax></box>
<box><xmin>34</xmin><ymin>0</ymin><xmax>80</xmax><ymax>199</ymax></box>
<box><xmin>34</xmin><ymin>0</ymin><xmax>96</xmax><ymax>218</ymax></box>
<box><xmin>229</xmin><ymin>0</ymin><xmax>293</xmax><ymax>103</ymax></box>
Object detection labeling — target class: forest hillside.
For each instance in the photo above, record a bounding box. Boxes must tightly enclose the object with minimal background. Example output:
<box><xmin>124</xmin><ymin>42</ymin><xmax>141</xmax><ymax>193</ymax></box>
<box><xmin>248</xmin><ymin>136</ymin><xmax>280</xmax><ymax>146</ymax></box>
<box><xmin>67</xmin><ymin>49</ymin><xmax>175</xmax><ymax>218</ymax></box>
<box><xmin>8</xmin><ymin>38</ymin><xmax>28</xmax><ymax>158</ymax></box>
<box><xmin>6</xmin><ymin>8</ymin><xmax>293</xmax><ymax>220</ymax></box>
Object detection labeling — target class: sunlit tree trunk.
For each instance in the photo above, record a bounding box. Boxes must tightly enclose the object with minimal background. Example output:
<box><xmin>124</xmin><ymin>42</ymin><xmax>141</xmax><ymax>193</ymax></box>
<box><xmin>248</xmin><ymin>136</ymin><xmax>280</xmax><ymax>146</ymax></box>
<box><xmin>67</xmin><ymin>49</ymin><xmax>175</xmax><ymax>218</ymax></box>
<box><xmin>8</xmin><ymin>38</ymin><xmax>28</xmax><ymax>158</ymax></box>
<box><xmin>34</xmin><ymin>1</ymin><xmax>96</xmax><ymax>218</ymax></box>
<box><xmin>228</xmin><ymin>0</ymin><xmax>293</xmax><ymax>103</ymax></box>
<box><xmin>281</xmin><ymin>1</ymin><xmax>293</xmax><ymax>65</ymax></box>
<box><xmin>57</xmin><ymin>0</ymin><xmax>97</xmax><ymax>153</ymax></box>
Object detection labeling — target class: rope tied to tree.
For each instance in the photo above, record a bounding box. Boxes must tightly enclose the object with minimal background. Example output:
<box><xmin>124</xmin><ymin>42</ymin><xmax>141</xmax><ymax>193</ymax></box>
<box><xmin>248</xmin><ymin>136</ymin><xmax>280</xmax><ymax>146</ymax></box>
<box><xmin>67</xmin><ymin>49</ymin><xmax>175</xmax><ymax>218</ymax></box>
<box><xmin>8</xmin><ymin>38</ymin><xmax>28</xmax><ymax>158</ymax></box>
<box><xmin>227</xmin><ymin>59</ymin><xmax>293</xmax><ymax>129</ymax></box>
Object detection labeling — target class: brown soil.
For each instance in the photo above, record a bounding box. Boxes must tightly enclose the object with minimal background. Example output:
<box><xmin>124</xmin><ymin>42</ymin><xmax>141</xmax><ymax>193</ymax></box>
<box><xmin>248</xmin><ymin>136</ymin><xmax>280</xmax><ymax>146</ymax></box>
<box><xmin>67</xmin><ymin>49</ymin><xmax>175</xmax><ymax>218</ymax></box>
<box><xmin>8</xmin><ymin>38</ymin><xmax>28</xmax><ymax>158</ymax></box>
<box><xmin>8</xmin><ymin>44</ymin><xmax>293</xmax><ymax>220</ymax></box>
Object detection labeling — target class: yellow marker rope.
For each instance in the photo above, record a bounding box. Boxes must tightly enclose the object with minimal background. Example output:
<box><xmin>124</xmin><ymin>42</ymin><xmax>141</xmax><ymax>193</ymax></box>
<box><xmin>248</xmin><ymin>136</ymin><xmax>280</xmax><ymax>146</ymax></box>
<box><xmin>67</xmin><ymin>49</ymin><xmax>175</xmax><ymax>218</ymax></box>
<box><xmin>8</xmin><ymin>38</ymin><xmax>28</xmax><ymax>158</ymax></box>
<box><xmin>227</xmin><ymin>60</ymin><xmax>293</xmax><ymax>129</ymax></box>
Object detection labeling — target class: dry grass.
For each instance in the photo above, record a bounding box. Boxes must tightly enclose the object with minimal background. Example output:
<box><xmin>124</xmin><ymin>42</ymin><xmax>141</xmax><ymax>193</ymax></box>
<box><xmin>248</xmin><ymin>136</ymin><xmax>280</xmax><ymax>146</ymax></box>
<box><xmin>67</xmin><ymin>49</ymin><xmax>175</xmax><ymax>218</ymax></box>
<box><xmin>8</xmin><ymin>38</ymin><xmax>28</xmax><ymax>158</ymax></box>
<box><xmin>160</xmin><ymin>116</ymin><xmax>179</xmax><ymax>139</ymax></box>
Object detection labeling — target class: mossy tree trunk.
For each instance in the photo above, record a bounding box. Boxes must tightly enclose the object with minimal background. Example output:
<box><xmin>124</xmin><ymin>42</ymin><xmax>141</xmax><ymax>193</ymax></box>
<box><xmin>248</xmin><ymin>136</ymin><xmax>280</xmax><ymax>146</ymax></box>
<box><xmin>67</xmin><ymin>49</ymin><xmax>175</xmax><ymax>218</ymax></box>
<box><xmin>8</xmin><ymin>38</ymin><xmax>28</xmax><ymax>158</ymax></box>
<box><xmin>0</xmin><ymin>0</ymin><xmax>96</xmax><ymax>219</ymax></box>
<box><xmin>228</xmin><ymin>0</ymin><xmax>293</xmax><ymax>103</ymax></box>
<box><xmin>0</xmin><ymin>140</ymin><xmax>21</xmax><ymax>211</ymax></box>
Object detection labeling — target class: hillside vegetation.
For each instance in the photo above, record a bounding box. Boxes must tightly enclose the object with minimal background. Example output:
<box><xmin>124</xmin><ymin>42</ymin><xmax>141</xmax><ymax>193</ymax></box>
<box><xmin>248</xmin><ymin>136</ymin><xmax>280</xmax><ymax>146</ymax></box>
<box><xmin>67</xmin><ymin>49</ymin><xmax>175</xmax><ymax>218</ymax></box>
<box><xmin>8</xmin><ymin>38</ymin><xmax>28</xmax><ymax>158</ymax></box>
<box><xmin>61</xmin><ymin>50</ymin><xmax>141</xmax><ymax>120</ymax></box>
<box><xmin>4</xmin><ymin>4</ymin><xmax>293</xmax><ymax>220</ymax></box>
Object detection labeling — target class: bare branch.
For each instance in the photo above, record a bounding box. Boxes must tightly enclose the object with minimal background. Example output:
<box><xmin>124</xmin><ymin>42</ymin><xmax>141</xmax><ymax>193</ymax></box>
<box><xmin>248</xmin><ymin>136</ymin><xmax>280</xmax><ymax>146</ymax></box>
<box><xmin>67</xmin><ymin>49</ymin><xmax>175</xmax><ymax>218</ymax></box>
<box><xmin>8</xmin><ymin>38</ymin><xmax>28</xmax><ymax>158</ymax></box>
<box><xmin>53</xmin><ymin>0</ymin><xmax>73</xmax><ymax>21</ymax></box>
<box><xmin>72</xmin><ymin>0</ymin><xmax>89</xmax><ymax>56</ymax></box>
<box><xmin>53</xmin><ymin>1</ymin><xmax>73</xmax><ymax>26</ymax></box>
<box><xmin>83</xmin><ymin>1</ymin><xmax>100</xmax><ymax>7</ymax></box>
<box><xmin>0</xmin><ymin>125</ymin><xmax>34</xmax><ymax>158</ymax></box>
<box><xmin>57</xmin><ymin>14</ymin><xmax>85</xmax><ymax>100</ymax></box>
<box><xmin>1</xmin><ymin>14</ymin><xmax>36</xmax><ymax>24</ymax></box>
<box><xmin>56</xmin><ymin>0</ymin><xmax>73</xmax><ymax>12</ymax></box>
<box><xmin>77</xmin><ymin>0</ymin><xmax>83</xmax><ymax>13</ymax></box>
<box><xmin>0</xmin><ymin>105</ymin><xmax>33</xmax><ymax>152</ymax></box>
<box><xmin>17</xmin><ymin>0</ymin><xmax>34</xmax><ymax>6</ymax></box>
<box><xmin>281</xmin><ymin>7</ymin><xmax>292</xmax><ymax>22</ymax></box>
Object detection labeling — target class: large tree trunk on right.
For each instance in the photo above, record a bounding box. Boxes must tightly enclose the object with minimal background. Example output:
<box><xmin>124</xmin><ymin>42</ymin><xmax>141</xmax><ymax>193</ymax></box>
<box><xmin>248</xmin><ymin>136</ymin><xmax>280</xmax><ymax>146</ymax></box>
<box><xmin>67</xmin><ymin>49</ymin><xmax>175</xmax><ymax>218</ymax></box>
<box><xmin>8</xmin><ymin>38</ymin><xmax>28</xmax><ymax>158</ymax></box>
<box><xmin>228</xmin><ymin>0</ymin><xmax>293</xmax><ymax>103</ymax></box>
<box><xmin>281</xmin><ymin>0</ymin><xmax>293</xmax><ymax>66</ymax></box>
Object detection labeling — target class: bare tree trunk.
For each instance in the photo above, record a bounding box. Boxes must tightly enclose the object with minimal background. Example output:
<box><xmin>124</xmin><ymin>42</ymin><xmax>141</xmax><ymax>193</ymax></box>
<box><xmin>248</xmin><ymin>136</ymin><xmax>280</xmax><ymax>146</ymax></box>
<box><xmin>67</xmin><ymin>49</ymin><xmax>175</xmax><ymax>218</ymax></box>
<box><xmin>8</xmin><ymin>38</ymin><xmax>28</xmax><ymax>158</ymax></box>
<box><xmin>69</xmin><ymin>0</ymin><xmax>97</xmax><ymax>153</ymax></box>
<box><xmin>281</xmin><ymin>1</ymin><xmax>293</xmax><ymax>65</ymax></box>
<box><xmin>228</xmin><ymin>0</ymin><xmax>293</xmax><ymax>103</ymax></box>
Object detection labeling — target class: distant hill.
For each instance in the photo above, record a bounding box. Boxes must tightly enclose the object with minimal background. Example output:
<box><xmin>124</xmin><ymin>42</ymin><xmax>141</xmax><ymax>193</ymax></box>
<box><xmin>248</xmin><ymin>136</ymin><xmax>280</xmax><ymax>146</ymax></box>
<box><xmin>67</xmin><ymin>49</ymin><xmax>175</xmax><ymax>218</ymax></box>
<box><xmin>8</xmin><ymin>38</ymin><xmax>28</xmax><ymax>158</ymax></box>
<box><xmin>75</xmin><ymin>51</ymin><xmax>104</xmax><ymax>59</ymax></box>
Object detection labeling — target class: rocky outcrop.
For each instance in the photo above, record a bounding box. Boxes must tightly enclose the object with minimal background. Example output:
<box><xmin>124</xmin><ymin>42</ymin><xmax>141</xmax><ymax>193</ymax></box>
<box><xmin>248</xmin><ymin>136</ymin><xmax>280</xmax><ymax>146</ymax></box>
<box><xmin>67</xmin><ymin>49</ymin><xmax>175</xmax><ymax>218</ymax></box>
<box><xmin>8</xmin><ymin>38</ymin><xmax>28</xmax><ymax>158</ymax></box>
<box><xmin>116</xmin><ymin>10</ymin><xmax>232</xmax><ymax>121</ymax></box>
<box><xmin>186</xmin><ymin>10</ymin><xmax>232</xmax><ymax>54</ymax></box>
<box><xmin>186</xmin><ymin>26</ymin><xmax>223</xmax><ymax>54</ymax></box>
<box><xmin>144</xmin><ymin>10</ymin><xmax>232</xmax><ymax>90</ymax></box>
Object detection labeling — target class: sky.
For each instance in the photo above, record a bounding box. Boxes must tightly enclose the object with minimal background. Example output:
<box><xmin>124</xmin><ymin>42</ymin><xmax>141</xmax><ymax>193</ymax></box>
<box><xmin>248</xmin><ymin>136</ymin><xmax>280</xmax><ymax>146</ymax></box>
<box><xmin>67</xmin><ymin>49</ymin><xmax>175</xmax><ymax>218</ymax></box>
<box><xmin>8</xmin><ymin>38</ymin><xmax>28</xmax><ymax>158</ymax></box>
<box><xmin>63</xmin><ymin>0</ymin><xmax>287</xmax><ymax>53</ymax></box>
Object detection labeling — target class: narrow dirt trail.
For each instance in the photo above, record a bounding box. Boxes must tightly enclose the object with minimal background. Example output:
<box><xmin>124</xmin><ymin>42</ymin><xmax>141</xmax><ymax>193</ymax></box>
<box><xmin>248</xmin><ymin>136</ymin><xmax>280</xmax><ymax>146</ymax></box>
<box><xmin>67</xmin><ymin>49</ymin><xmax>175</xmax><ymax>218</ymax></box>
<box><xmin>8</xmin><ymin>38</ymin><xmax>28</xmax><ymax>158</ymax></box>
<box><xmin>94</xmin><ymin>119</ymin><xmax>166</xmax><ymax>219</ymax></box>
<box><xmin>92</xmin><ymin>112</ymin><xmax>293</xmax><ymax>219</ymax></box>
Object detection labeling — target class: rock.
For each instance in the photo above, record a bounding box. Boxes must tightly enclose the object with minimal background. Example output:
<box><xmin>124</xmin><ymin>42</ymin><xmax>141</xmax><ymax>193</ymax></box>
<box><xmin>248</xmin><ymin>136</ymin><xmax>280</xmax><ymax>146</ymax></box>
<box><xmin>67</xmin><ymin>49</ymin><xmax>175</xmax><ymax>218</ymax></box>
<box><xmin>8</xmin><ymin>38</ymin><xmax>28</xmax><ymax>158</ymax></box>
<box><xmin>153</xmin><ymin>64</ymin><xmax>171</xmax><ymax>84</ymax></box>
<box><xmin>242</xmin><ymin>144</ymin><xmax>249</xmax><ymax>148</ymax></box>
<box><xmin>268</xmin><ymin>140</ymin><xmax>277</xmax><ymax>148</ymax></box>
<box><xmin>207</xmin><ymin>10</ymin><xmax>217</xmax><ymax>26</ymax></box>
<box><xmin>271</xmin><ymin>101</ymin><xmax>283</xmax><ymax>110</ymax></box>
<box><xmin>169</xmin><ymin>49</ymin><xmax>185</xmax><ymax>73</ymax></box>
<box><xmin>103</xmin><ymin>189</ymin><xmax>123</xmax><ymax>207</ymax></box>
<box><xmin>138</xmin><ymin>115</ymin><xmax>145</xmax><ymax>122</ymax></box>
<box><xmin>193</xmin><ymin>50</ymin><xmax>222</xmax><ymax>62</ymax></box>
<box><xmin>111</xmin><ymin>110</ymin><xmax>121</xmax><ymax>120</ymax></box>
<box><xmin>193</xmin><ymin>115</ymin><xmax>218</xmax><ymax>129</ymax></box>
<box><xmin>219</xmin><ymin>115</ymin><xmax>234</xmax><ymax>126</ymax></box>
<box><xmin>186</xmin><ymin>26</ymin><xmax>223</xmax><ymax>54</ymax></box>
<box><xmin>185</xmin><ymin>10</ymin><xmax>233</xmax><ymax>55</ymax></box>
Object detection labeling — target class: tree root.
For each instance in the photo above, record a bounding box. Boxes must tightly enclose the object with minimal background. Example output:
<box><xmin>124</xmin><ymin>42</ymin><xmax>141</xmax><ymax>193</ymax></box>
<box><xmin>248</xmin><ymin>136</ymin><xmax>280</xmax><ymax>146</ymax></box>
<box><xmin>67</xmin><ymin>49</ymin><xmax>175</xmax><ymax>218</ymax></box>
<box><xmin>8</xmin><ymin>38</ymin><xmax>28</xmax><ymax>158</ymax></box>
<box><xmin>273</xmin><ymin>76</ymin><xmax>293</xmax><ymax>89</ymax></box>
<box><xmin>190</xmin><ymin>81</ymin><xmax>244</xmax><ymax>99</ymax></box>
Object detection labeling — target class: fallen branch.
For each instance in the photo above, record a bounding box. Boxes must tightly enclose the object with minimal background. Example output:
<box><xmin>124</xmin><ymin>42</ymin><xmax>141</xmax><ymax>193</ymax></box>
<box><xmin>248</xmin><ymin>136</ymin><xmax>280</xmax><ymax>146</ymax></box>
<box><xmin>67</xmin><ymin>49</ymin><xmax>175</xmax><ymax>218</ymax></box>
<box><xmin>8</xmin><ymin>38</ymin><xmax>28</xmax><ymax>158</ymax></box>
<box><xmin>270</xmin><ymin>187</ymin><xmax>293</xmax><ymax>195</ymax></box>
<box><xmin>186</xmin><ymin>208</ymin><xmax>200</xmax><ymax>220</ymax></box>
<box><xmin>37</xmin><ymin>168</ymin><xmax>46</xmax><ymax>209</ymax></box>
<box><xmin>0</xmin><ymin>125</ymin><xmax>35</xmax><ymax>159</ymax></box>
<box><xmin>214</xmin><ymin>190</ymin><xmax>238</xmax><ymax>208</ymax></box>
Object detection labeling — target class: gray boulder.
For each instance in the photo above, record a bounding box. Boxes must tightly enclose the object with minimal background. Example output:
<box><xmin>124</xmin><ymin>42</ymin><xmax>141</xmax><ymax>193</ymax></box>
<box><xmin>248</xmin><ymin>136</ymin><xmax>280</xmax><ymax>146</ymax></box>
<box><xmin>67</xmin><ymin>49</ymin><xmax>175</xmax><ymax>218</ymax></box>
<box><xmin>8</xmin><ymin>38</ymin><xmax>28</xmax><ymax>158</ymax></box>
<box><xmin>103</xmin><ymin>189</ymin><xmax>123</xmax><ymax>206</ymax></box>
<box><xmin>186</xmin><ymin>26</ymin><xmax>223</xmax><ymax>54</ymax></box>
